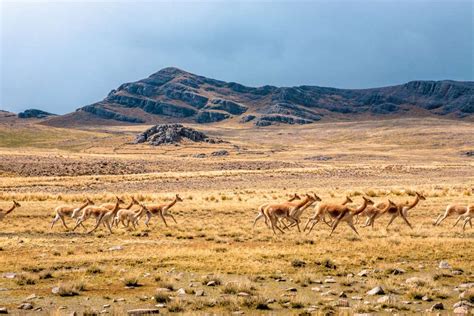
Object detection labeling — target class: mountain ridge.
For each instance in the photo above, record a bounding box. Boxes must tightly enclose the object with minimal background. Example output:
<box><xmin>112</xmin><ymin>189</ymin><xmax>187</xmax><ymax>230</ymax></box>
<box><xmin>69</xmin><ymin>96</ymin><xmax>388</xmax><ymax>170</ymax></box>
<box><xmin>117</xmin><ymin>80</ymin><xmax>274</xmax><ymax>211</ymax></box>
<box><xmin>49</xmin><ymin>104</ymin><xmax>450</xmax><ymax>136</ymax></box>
<box><xmin>43</xmin><ymin>67</ymin><xmax>474</xmax><ymax>127</ymax></box>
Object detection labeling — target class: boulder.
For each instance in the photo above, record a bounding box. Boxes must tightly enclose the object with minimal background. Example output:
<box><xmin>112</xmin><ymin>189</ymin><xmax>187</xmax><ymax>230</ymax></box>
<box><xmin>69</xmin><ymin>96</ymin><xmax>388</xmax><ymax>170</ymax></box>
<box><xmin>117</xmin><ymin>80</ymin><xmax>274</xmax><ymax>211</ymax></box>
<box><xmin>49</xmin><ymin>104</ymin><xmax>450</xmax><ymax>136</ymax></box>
<box><xmin>367</xmin><ymin>286</ymin><xmax>385</xmax><ymax>295</ymax></box>
<box><xmin>135</xmin><ymin>124</ymin><xmax>223</xmax><ymax>146</ymax></box>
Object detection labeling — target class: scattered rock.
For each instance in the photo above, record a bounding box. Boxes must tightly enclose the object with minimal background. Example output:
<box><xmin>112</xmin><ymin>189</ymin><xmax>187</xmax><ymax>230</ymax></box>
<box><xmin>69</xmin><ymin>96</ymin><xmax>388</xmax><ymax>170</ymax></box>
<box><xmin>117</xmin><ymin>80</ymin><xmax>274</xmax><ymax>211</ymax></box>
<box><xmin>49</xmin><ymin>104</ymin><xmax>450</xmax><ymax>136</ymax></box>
<box><xmin>113</xmin><ymin>298</ymin><xmax>126</xmax><ymax>302</ymax></box>
<box><xmin>321</xmin><ymin>290</ymin><xmax>336</xmax><ymax>296</ymax></box>
<box><xmin>266</xmin><ymin>298</ymin><xmax>276</xmax><ymax>304</ymax></box>
<box><xmin>211</xmin><ymin>150</ymin><xmax>229</xmax><ymax>157</ymax></box>
<box><xmin>459</xmin><ymin>283</ymin><xmax>474</xmax><ymax>289</ymax></box>
<box><xmin>304</xmin><ymin>155</ymin><xmax>333</xmax><ymax>161</ymax></box>
<box><xmin>68</xmin><ymin>311</ymin><xmax>78</xmax><ymax>316</ymax></box>
<box><xmin>17</xmin><ymin>303</ymin><xmax>33</xmax><ymax>310</ymax></box>
<box><xmin>422</xmin><ymin>295</ymin><xmax>433</xmax><ymax>302</ymax></box>
<box><xmin>430</xmin><ymin>302</ymin><xmax>444</xmax><ymax>310</ymax></box>
<box><xmin>176</xmin><ymin>288</ymin><xmax>186</xmax><ymax>296</ymax></box>
<box><xmin>103</xmin><ymin>305</ymin><xmax>111</xmax><ymax>308</ymax></box>
<box><xmin>0</xmin><ymin>308</ymin><xmax>8</xmax><ymax>314</ymax></box>
<box><xmin>285</xmin><ymin>287</ymin><xmax>298</xmax><ymax>292</ymax></box>
<box><xmin>324</xmin><ymin>277</ymin><xmax>336</xmax><ymax>283</ymax></box>
<box><xmin>390</xmin><ymin>268</ymin><xmax>406</xmax><ymax>275</ymax></box>
<box><xmin>18</xmin><ymin>109</ymin><xmax>57</xmax><ymax>119</ymax></box>
<box><xmin>193</xmin><ymin>153</ymin><xmax>206</xmax><ymax>158</ymax></box>
<box><xmin>195</xmin><ymin>289</ymin><xmax>205</xmax><ymax>297</ymax></box>
<box><xmin>377</xmin><ymin>295</ymin><xmax>395</xmax><ymax>304</ymax></box>
<box><xmin>357</xmin><ymin>269</ymin><xmax>369</xmax><ymax>277</ymax></box>
<box><xmin>206</xmin><ymin>281</ymin><xmax>217</xmax><ymax>287</ymax></box>
<box><xmin>311</xmin><ymin>287</ymin><xmax>321</xmax><ymax>292</ymax></box>
<box><xmin>127</xmin><ymin>309</ymin><xmax>160</xmax><ymax>315</ymax></box>
<box><xmin>108</xmin><ymin>245</ymin><xmax>123</xmax><ymax>251</ymax></box>
<box><xmin>156</xmin><ymin>288</ymin><xmax>171</xmax><ymax>292</ymax></box>
<box><xmin>291</xmin><ymin>259</ymin><xmax>306</xmax><ymax>267</ymax></box>
<box><xmin>367</xmin><ymin>286</ymin><xmax>385</xmax><ymax>295</ymax></box>
<box><xmin>24</xmin><ymin>294</ymin><xmax>37</xmax><ymax>301</ymax></box>
<box><xmin>51</xmin><ymin>287</ymin><xmax>60</xmax><ymax>294</ymax></box>
<box><xmin>352</xmin><ymin>296</ymin><xmax>363</xmax><ymax>300</ymax></box>
<box><xmin>2</xmin><ymin>272</ymin><xmax>16</xmax><ymax>279</ymax></box>
<box><xmin>453</xmin><ymin>306</ymin><xmax>469</xmax><ymax>315</ymax></box>
<box><xmin>339</xmin><ymin>291</ymin><xmax>347</xmax><ymax>298</ymax></box>
<box><xmin>439</xmin><ymin>261</ymin><xmax>451</xmax><ymax>269</ymax></box>
<box><xmin>335</xmin><ymin>299</ymin><xmax>350</xmax><ymax>307</ymax></box>
<box><xmin>237</xmin><ymin>292</ymin><xmax>250</xmax><ymax>297</ymax></box>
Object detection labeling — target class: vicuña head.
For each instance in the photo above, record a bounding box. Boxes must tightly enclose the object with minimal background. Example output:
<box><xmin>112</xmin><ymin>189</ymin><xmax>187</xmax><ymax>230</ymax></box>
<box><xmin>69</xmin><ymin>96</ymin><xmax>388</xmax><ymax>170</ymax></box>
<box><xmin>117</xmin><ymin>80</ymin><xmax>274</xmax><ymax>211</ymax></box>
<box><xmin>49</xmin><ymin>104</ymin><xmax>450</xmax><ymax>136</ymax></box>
<box><xmin>416</xmin><ymin>192</ymin><xmax>426</xmax><ymax>200</ymax></box>
<box><xmin>344</xmin><ymin>196</ymin><xmax>354</xmax><ymax>204</ymax></box>
<box><xmin>175</xmin><ymin>194</ymin><xmax>183</xmax><ymax>202</ymax></box>
<box><xmin>311</xmin><ymin>193</ymin><xmax>322</xmax><ymax>202</ymax></box>
<box><xmin>288</xmin><ymin>193</ymin><xmax>301</xmax><ymax>201</ymax></box>
<box><xmin>363</xmin><ymin>196</ymin><xmax>374</xmax><ymax>206</ymax></box>
<box><xmin>86</xmin><ymin>198</ymin><xmax>94</xmax><ymax>205</ymax></box>
<box><xmin>115</xmin><ymin>195</ymin><xmax>125</xmax><ymax>204</ymax></box>
<box><xmin>13</xmin><ymin>200</ymin><xmax>21</xmax><ymax>208</ymax></box>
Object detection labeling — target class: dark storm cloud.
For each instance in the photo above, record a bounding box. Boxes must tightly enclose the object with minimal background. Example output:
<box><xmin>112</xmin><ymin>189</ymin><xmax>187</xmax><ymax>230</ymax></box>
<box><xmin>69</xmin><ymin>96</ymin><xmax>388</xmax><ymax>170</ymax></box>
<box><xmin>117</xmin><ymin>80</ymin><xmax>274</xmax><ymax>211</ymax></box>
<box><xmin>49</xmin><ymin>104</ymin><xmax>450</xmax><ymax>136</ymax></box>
<box><xmin>1</xmin><ymin>0</ymin><xmax>472</xmax><ymax>114</ymax></box>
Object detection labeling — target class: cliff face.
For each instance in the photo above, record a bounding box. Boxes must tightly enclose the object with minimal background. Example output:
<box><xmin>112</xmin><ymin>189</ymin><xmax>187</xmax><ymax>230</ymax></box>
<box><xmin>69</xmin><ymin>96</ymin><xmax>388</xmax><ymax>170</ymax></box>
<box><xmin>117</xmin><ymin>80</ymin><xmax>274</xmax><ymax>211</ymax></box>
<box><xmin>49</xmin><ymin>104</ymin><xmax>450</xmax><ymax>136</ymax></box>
<box><xmin>44</xmin><ymin>67</ymin><xmax>473</xmax><ymax>126</ymax></box>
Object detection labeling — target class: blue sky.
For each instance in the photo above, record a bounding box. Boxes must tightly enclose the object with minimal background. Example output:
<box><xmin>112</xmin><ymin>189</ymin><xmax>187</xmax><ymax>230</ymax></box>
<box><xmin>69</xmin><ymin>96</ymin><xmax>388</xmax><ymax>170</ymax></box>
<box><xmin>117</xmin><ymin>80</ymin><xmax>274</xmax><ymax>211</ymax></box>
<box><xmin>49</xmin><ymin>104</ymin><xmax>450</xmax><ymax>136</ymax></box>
<box><xmin>1</xmin><ymin>0</ymin><xmax>472</xmax><ymax>114</ymax></box>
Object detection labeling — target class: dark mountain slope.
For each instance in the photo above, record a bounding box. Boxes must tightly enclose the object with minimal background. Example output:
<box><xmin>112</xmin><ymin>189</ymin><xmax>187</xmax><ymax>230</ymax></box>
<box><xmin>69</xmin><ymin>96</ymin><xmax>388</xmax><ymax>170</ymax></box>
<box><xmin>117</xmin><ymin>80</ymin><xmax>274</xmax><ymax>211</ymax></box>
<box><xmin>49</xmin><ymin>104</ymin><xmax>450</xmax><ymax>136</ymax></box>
<box><xmin>44</xmin><ymin>67</ymin><xmax>473</xmax><ymax>127</ymax></box>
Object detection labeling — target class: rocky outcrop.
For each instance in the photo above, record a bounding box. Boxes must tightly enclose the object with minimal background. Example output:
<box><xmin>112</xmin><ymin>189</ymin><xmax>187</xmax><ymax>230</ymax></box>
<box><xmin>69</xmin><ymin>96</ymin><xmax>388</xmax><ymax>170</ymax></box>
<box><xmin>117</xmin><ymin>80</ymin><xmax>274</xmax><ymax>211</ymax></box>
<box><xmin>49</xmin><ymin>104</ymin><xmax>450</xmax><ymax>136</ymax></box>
<box><xmin>134</xmin><ymin>124</ymin><xmax>222</xmax><ymax>146</ymax></box>
<box><xmin>45</xmin><ymin>67</ymin><xmax>473</xmax><ymax>127</ymax></box>
<box><xmin>195</xmin><ymin>110</ymin><xmax>230</xmax><ymax>123</ymax></box>
<box><xmin>18</xmin><ymin>109</ymin><xmax>57</xmax><ymax>119</ymax></box>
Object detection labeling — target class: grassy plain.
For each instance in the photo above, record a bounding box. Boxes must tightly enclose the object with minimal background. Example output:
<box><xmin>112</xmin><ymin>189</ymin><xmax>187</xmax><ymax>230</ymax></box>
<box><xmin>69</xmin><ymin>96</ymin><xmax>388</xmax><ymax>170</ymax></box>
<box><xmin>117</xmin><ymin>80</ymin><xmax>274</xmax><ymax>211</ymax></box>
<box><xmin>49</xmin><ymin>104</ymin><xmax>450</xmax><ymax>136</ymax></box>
<box><xmin>0</xmin><ymin>118</ymin><xmax>473</xmax><ymax>315</ymax></box>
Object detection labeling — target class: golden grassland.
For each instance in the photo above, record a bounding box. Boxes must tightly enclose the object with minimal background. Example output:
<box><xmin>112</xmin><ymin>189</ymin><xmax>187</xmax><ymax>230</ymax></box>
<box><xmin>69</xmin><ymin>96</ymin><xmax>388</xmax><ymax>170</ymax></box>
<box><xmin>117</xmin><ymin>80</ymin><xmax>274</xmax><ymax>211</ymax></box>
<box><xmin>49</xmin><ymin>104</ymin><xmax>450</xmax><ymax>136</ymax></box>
<box><xmin>0</xmin><ymin>117</ymin><xmax>473</xmax><ymax>315</ymax></box>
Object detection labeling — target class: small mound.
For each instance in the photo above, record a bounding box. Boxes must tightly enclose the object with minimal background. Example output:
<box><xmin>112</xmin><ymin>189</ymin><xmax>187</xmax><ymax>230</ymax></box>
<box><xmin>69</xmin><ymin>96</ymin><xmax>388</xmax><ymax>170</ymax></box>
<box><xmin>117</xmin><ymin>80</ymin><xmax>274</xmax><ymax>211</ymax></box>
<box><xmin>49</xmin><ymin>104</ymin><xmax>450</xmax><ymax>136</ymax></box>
<box><xmin>134</xmin><ymin>124</ymin><xmax>222</xmax><ymax>146</ymax></box>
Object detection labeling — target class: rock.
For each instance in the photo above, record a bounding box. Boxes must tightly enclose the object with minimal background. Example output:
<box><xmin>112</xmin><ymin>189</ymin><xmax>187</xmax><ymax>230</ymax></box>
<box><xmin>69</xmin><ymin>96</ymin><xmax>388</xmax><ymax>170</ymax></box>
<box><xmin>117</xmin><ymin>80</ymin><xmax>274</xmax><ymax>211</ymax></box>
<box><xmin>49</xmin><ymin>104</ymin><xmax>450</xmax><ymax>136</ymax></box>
<box><xmin>460</xmin><ymin>289</ymin><xmax>474</xmax><ymax>300</ymax></box>
<box><xmin>113</xmin><ymin>298</ymin><xmax>126</xmax><ymax>302</ymax></box>
<box><xmin>352</xmin><ymin>296</ymin><xmax>363</xmax><ymax>300</ymax></box>
<box><xmin>422</xmin><ymin>295</ymin><xmax>433</xmax><ymax>302</ymax></box>
<box><xmin>391</xmin><ymin>268</ymin><xmax>406</xmax><ymax>275</ymax></box>
<box><xmin>454</xmin><ymin>306</ymin><xmax>469</xmax><ymax>314</ymax></box>
<box><xmin>285</xmin><ymin>287</ymin><xmax>298</xmax><ymax>292</ymax></box>
<box><xmin>0</xmin><ymin>288</ymin><xmax>8</xmax><ymax>291</ymax></box>
<box><xmin>195</xmin><ymin>289</ymin><xmax>205</xmax><ymax>297</ymax></box>
<box><xmin>237</xmin><ymin>292</ymin><xmax>250</xmax><ymax>297</ymax></box>
<box><xmin>18</xmin><ymin>303</ymin><xmax>33</xmax><ymax>310</ymax></box>
<box><xmin>156</xmin><ymin>288</ymin><xmax>171</xmax><ymax>292</ymax></box>
<box><xmin>206</xmin><ymin>99</ymin><xmax>247</xmax><ymax>115</ymax></box>
<box><xmin>377</xmin><ymin>295</ymin><xmax>395</xmax><ymax>304</ymax></box>
<box><xmin>193</xmin><ymin>153</ymin><xmax>206</xmax><ymax>158</ymax></box>
<box><xmin>324</xmin><ymin>277</ymin><xmax>336</xmax><ymax>283</ymax></box>
<box><xmin>211</xmin><ymin>150</ymin><xmax>229</xmax><ymax>157</ymax></box>
<box><xmin>367</xmin><ymin>286</ymin><xmax>385</xmax><ymax>295</ymax></box>
<box><xmin>176</xmin><ymin>288</ymin><xmax>186</xmax><ymax>296</ymax></box>
<box><xmin>0</xmin><ymin>308</ymin><xmax>8</xmax><ymax>314</ymax></box>
<box><xmin>135</xmin><ymin>124</ymin><xmax>223</xmax><ymax>146</ymax></box>
<box><xmin>453</xmin><ymin>301</ymin><xmax>474</xmax><ymax>308</ymax></box>
<box><xmin>406</xmin><ymin>277</ymin><xmax>424</xmax><ymax>284</ymax></box>
<box><xmin>24</xmin><ymin>294</ymin><xmax>37</xmax><ymax>301</ymax></box>
<box><xmin>58</xmin><ymin>306</ymin><xmax>67</xmax><ymax>310</ymax></box>
<box><xmin>18</xmin><ymin>109</ymin><xmax>57</xmax><ymax>119</ymax></box>
<box><xmin>453</xmin><ymin>270</ymin><xmax>463</xmax><ymax>275</ymax></box>
<box><xmin>2</xmin><ymin>272</ymin><xmax>16</xmax><ymax>279</ymax></box>
<box><xmin>430</xmin><ymin>302</ymin><xmax>444</xmax><ymax>310</ymax></box>
<box><xmin>103</xmin><ymin>305</ymin><xmax>111</xmax><ymax>308</ymax></box>
<box><xmin>335</xmin><ymin>299</ymin><xmax>350</xmax><ymax>307</ymax></box>
<box><xmin>459</xmin><ymin>283</ymin><xmax>474</xmax><ymax>289</ymax></box>
<box><xmin>339</xmin><ymin>291</ymin><xmax>347</xmax><ymax>298</ymax></box>
<box><xmin>321</xmin><ymin>290</ymin><xmax>336</xmax><ymax>296</ymax></box>
<box><xmin>195</xmin><ymin>110</ymin><xmax>230</xmax><ymax>123</ymax></box>
<box><xmin>231</xmin><ymin>312</ymin><xmax>244</xmax><ymax>315</ymax></box>
<box><xmin>240</xmin><ymin>115</ymin><xmax>256</xmax><ymax>123</ymax></box>
<box><xmin>68</xmin><ymin>312</ymin><xmax>78</xmax><ymax>316</ymax></box>
<box><xmin>439</xmin><ymin>261</ymin><xmax>451</xmax><ymax>269</ymax></box>
<box><xmin>51</xmin><ymin>287</ymin><xmax>60</xmax><ymax>294</ymax></box>
<box><xmin>305</xmin><ymin>155</ymin><xmax>333</xmax><ymax>161</ymax></box>
<box><xmin>127</xmin><ymin>309</ymin><xmax>160</xmax><ymax>315</ymax></box>
<box><xmin>311</xmin><ymin>287</ymin><xmax>321</xmax><ymax>292</ymax></box>
<box><xmin>206</xmin><ymin>281</ymin><xmax>217</xmax><ymax>287</ymax></box>
<box><xmin>357</xmin><ymin>269</ymin><xmax>369</xmax><ymax>277</ymax></box>
<box><xmin>108</xmin><ymin>245</ymin><xmax>123</xmax><ymax>251</ymax></box>
<box><xmin>291</xmin><ymin>259</ymin><xmax>306</xmax><ymax>267</ymax></box>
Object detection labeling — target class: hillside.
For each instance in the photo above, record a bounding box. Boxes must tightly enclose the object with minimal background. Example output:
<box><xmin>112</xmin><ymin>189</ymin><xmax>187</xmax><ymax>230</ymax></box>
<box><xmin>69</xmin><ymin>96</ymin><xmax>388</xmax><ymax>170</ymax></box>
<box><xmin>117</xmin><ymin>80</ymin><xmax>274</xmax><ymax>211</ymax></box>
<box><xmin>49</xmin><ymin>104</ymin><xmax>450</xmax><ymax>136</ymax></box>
<box><xmin>43</xmin><ymin>67</ymin><xmax>473</xmax><ymax>127</ymax></box>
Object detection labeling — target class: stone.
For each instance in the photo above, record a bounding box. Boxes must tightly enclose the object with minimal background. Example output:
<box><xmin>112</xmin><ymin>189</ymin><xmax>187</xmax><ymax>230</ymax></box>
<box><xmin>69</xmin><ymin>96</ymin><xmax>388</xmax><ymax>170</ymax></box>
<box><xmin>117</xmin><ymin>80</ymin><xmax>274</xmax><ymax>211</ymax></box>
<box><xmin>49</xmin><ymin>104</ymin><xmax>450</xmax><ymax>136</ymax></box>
<box><xmin>285</xmin><ymin>287</ymin><xmax>297</xmax><ymax>292</ymax></box>
<box><xmin>211</xmin><ymin>150</ymin><xmax>229</xmax><ymax>157</ymax></box>
<box><xmin>18</xmin><ymin>303</ymin><xmax>33</xmax><ymax>310</ymax></box>
<box><xmin>0</xmin><ymin>308</ymin><xmax>7</xmax><ymax>314</ymax></box>
<box><xmin>311</xmin><ymin>287</ymin><xmax>321</xmax><ymax>292</ymax></box>
<box><xmin>352</xmin><ymin>296</ymin><xmax>363</xmax><ymax>300</ymax></box>
<box><xmin>357</xmin><ymin>269</ymin><xmax>369</xmax><ymax>277</ymax></box>
<box><xmin>195</xmin><ymin>289</ymin><xmax>205</xmax><ymax>297</ymax></box>
<box><xmin>206</xmin><ymin>281</ymin><xmax>217</xmax><ymax>287</ymax></box>
<box><xmin>422</xmin><ymin>295</ymin><xmax>433</xmax><ymax>302</ymax></box>
<box><xmin>367</xmin><ymin>286</ymin><xmax>385</xmax><ymax>295</ymax></box>
<box><xmin>68</xmin><ymin>312</ymin><xmax>78</xmax><ymax>316</ymax></box>
<box><xmin>459</xmin><ymin>283</ymin><xmax>474</xmax><ymax>289</ymax></box>
<box><xmin>156</xmin><ymin>288</ymin><xmax>171</xmax><ymax>292</ymax></box>
<box><xmin>430</xmin><ymin>302</ymin><xmax>444</xmax><ymax>310</ymax></box>
<box><xmin>335</xmin><ymin>299</ymin><xmax>350</xmax><ymax>307</ymax></box>
<box><xmin>406</xmin><ymin>277</ymin><xmax>426</xmax><ymax>285</ymax></box>
<box><xmin>324</xmin><ymin>277</ymin><xmax>336</xmax><ymax>283</ymax></box>
<box><xmin>51</xmin><ymin>287</ymin><xmax>60</xmax><ymax>294</ymax></box>
<box><xmin>18</xmin><ymin>109</ymin><xmax>57</xmax><ymax>119</ymax></box>
<box><xmin>237</xmin><ymin>292</ymin><xmax>250</xmax><ymax>297</ymax></box>
<box><xmin>439</xmin><ymin>261</ymin><xmax>451</xmax><ymax>269</ymax></box>
<box><xmin>321</xmin><ymin>290</ymin><xmax>336</xmax><ymax>296</ymax></box>
<box><xmin>339</xmin><ymin>291</ymin><xmax>347</xmax><ymax>298</ymax></box>
<box><xmin>291</xmin><ymin>259</ymin><xmax>306</xmax><ymax>267</ymax></box>
<box><xmin>391</xmin><ymin>268</ymin><xmax>406</xmax><ymax>275</ymax></box>
<box><xmin>377</xmin><ymin>295</ymin><xmax>395</xmax><ymax>304</ymax></box>
<box><xmin>103</xmin><ymin>305</ymin><xmax>111</xmax><ymax>308</ymax></box>
<box><xmin>108</xmin><ymin>245</ymin><xmax>123</xmax><ymax>251</ymax></box>
<box><xmin>176</xmin><ymin>288</ymin><xmax>186</xmax><ymax>296</ymax></box>
<box><xmin>24</xmin><ymin>294</ymin><xmax>37</xmax><ymax>301</ymax></box>
<box><xmin>453</xmin><ymin>306</ymin><xmax>469</xmax><ymax>315</ymax></box>
<box><xmin>231</xmin><ymin>312</ymin><xmax>244</xmax><ymax>315</ymax></box>
<box><xmin>266</xmin><ymin>298</ymin><xmax>276</xmax><ymax>304</ymax></box>
<box><xmin>113</xmin><ymin>298</ymin><xmax>126</xmax><ymax>302</ymax></box>
<box><xmin>2</xmin><ymin>272</ymin><xmax>16</xmax><ymax>279</ymax></box>
<box><xmin>127</xmin><ymin>309</ymin><xmax>160</xmax><ymax>315</ymax></box>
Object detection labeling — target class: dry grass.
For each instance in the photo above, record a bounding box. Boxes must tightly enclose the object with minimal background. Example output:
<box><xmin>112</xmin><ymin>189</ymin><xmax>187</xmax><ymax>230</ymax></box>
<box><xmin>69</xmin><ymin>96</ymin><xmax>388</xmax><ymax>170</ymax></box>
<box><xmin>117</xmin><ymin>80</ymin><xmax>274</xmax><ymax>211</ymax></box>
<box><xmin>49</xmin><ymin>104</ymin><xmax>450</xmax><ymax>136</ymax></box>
<box><xmin>0</xmin><ymin>118</ymin><xmax>472</xmax><ymax>314</ymax></box>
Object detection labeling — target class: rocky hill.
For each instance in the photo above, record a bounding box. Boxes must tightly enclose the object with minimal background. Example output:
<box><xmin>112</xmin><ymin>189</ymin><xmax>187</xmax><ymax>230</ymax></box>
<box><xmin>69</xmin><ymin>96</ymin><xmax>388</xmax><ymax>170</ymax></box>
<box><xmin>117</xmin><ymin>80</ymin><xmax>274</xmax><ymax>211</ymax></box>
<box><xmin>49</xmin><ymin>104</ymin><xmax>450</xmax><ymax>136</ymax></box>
<box><xmin>18</xmin><ymin>109</ymin><xmax>57</xmax><ymax>119</ymax></box>
<box><xmin>44</xmin><ymin>67</ymin><xmax>473</xmax><ymax>126</ymax></box>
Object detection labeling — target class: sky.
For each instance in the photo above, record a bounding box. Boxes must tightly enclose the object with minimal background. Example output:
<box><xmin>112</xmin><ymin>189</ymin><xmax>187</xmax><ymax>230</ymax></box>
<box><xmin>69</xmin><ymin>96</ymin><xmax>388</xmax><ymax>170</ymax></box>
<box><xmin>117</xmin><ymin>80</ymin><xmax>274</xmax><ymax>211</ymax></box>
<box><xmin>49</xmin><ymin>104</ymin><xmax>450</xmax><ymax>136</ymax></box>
<box><xmin>1</xmin><ymin>0</ymin><xmax>472</xmax><ymax>114</ymax></box>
